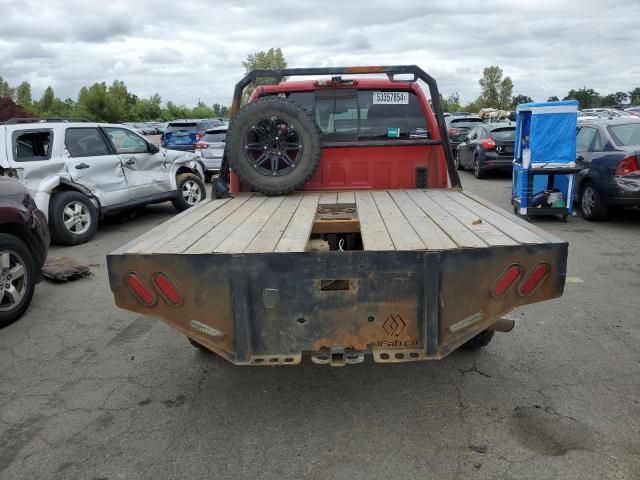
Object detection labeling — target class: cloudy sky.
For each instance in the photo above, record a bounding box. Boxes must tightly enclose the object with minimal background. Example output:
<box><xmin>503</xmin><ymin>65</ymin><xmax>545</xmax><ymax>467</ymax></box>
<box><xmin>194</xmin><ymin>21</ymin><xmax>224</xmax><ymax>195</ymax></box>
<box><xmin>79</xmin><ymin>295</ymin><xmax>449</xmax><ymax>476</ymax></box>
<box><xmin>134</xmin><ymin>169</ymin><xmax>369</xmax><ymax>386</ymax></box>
<box><xmin>1</xmin><ymin>0</ymin><xmax>638</xmax><ymax>107</ymax></box>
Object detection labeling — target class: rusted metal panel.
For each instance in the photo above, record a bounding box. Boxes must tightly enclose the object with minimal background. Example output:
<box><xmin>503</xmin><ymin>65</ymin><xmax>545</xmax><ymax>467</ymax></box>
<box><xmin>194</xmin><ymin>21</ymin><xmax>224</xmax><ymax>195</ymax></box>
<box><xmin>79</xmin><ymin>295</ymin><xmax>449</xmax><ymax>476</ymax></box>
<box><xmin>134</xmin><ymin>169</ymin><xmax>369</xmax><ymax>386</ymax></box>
<box><xmin>437</xmin><ymin>243</ymin><xmax>568</xmax><ymax>356</ymax></box>
<box><xmin>107</xmin><ymin>254</ymin><xmax>238</xmax><ymax>358</ymax></box>
<box><xmin>108</xmin><ymin>238</ymin><xmax>567</xmax><ymax>365</ymax></box>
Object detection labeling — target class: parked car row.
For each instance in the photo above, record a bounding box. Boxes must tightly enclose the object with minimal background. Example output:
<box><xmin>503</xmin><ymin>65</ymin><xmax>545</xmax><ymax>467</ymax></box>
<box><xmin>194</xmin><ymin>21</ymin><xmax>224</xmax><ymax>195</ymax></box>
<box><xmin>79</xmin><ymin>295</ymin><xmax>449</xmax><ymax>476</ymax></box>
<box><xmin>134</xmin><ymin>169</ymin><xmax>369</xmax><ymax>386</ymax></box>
<box><xmin>0</xmin><ymin>119</ymin><xmax>206</xmax><ymax>246</ymax></box>
<box><xmin>448</xmin><ymin>110</ymin><xmax>640</xmax><ymax>221</ymax></box>
<box><xmin>123</xmin><ymin>122</ymin><xmax>168</xmax><ymax>135</ymax></box>
<box><xmin>578</xmin><ymin>109</ymin><xmax>637</xmax><ymax>120</ymax></box>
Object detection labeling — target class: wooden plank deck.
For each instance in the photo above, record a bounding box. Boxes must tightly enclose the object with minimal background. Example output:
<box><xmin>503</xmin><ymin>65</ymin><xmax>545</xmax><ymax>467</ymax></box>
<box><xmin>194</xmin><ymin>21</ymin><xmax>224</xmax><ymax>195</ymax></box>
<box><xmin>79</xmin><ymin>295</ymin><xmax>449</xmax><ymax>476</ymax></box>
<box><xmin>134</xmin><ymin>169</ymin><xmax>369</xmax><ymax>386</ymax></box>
<box><xmin>122</xmin><ymin>189</ymin><xmax>559</xmax><ymax>255</ymax></box>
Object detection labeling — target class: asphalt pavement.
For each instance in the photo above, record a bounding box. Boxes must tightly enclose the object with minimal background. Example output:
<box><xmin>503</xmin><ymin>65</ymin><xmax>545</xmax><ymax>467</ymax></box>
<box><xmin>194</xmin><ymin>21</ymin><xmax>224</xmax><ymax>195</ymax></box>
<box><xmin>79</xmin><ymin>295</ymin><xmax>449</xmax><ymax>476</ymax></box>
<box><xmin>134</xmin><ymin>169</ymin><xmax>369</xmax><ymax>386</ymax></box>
<box><xmin>1</xmin><ymin>171</ymin><xmax>639</xmax><ymax>480</ymax></box>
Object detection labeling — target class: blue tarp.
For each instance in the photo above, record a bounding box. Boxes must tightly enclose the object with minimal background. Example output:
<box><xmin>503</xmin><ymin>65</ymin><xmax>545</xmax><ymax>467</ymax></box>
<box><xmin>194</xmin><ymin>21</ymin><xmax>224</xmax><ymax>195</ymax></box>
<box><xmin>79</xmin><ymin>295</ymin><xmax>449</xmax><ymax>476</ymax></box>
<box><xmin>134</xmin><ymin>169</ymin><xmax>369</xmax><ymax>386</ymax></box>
<box><xmin>514</xmin><ymin>100</ymin><xmax>578</xmax><ymax>165</ymax></box>
<box><xmin>512</xmin><ymin>100</ymin><xmax>579</xmax><ymax>215</ymax></box>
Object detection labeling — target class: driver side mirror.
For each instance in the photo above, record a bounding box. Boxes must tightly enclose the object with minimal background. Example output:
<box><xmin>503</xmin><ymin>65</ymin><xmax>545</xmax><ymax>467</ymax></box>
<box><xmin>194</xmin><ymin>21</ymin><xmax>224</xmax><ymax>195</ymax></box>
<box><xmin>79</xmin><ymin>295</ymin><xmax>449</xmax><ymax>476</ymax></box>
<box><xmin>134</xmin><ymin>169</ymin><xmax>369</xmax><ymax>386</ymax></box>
<box><xmin>148</xmin><ymin>142</ymin><xmax>160</xmax><ymax>154</ymax></box>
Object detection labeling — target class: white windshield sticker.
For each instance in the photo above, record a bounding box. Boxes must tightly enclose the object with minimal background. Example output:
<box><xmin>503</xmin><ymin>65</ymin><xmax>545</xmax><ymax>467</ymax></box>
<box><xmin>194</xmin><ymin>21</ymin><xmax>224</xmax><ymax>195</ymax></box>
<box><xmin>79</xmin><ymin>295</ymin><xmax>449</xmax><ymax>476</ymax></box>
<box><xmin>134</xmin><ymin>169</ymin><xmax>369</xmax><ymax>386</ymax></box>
<box><xmin>373</xmin><ymin>91</ymin><xmax>409</xmax><ymax>105</ymax></box>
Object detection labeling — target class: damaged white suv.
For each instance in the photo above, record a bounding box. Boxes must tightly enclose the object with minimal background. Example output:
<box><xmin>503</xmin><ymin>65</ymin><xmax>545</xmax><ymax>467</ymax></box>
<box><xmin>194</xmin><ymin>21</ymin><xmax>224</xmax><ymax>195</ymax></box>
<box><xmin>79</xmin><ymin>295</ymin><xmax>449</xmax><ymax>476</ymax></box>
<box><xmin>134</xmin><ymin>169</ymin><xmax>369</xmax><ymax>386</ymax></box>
<box><xmin>0</xmin><ymin>120</ymin><xmax>206</xmax><ymax>245</ymax></box>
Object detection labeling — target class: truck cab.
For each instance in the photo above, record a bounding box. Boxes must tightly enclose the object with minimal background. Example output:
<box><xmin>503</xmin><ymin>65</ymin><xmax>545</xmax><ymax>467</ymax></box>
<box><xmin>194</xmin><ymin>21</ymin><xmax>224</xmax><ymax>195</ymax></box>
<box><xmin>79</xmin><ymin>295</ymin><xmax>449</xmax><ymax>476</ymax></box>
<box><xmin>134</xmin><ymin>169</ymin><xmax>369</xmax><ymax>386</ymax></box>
<box><xmin>228</xmin><ymin>78</ymin><xmax>448</xmax><ymax>192</ymax></box>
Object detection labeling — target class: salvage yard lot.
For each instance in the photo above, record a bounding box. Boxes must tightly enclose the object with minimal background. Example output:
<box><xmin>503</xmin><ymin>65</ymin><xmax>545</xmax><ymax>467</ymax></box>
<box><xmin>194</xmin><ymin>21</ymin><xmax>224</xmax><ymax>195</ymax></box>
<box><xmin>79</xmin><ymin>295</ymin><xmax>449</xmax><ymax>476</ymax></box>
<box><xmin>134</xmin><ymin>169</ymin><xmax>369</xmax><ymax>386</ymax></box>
<box><xmin>1</xmin><ymin>172</ymin><xmax>639</xmax><ymax>480</ymax></box>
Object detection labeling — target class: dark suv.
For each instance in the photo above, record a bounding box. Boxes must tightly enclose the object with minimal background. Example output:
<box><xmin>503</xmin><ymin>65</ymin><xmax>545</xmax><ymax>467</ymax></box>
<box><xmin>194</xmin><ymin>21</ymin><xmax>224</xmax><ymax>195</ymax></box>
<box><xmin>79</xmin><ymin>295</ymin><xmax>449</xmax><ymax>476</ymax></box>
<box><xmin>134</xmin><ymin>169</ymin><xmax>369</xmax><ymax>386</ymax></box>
<box><xmin>161</xmin><ymin>119</ymin><xmax>224</xmax><ymax>152</ymax></box>
<box><xmin>0</xmin><ymin>176</ymin><xmax>50</xmax><ymax>327</ymax></box>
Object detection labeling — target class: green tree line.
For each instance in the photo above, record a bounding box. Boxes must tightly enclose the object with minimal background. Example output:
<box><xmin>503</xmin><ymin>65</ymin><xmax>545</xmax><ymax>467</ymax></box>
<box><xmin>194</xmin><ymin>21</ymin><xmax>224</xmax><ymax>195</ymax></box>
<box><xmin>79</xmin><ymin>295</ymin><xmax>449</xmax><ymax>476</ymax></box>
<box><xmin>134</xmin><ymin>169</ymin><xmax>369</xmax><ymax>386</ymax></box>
<box><xmin>440</xmin><ymin>65</ymin><xmax>640</xmax><ymax>113</ymax></box>
<box><xmin>0</xmin><ymin>48</ymin><xmax>289</xmax><ymax>123</ymax></box>
<box><xmin>0</xmin><ymin>76</ymin><xmax>230</xmax><ymax>122</ymax></box>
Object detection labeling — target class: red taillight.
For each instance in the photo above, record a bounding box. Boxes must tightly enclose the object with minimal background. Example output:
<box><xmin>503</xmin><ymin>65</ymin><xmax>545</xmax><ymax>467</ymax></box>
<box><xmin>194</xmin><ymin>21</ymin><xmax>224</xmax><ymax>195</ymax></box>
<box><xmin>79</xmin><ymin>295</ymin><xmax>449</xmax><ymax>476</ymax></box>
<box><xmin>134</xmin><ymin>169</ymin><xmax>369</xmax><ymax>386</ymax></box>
<box><xmin>195</xmin><ymin>142</ymin><xmax>209</xmax><ymax>150</ymax></box>
<box><xmin>481</xmin><ymin>136</ymin><xmax>497</xmax><ymax>150</ymax></box>
<box><xmin>152</xmin><ymin>273</ymin><xmax>182</xmax><ymax>306</ymax></box>
<box><xmin>491</xmin><ymin>264</ymin><xmax>522</xmax><ymax>298</ymax></box>
<box><xmin>518</xmin><ymin>263</ymin><xmax>551</xmax><ymax>297</ymax></box>
<box><xmin>448</xmin><ymin>127</ymin><xmax>460</xmax><ymax>135</ymax></box>
<box><xmin>613</xmin><ymin>155</ymin><xmax>639</xmax><ymax>176</ymax></box>
<box><xmin>196</xmin><ymin>133</ymin><xmax>203</xmax><ymax>141</ymax></box>
<box><xmin>125</xmin><ymin>273</ymin><xmax>156</xmax><ymax>306</ymax></box>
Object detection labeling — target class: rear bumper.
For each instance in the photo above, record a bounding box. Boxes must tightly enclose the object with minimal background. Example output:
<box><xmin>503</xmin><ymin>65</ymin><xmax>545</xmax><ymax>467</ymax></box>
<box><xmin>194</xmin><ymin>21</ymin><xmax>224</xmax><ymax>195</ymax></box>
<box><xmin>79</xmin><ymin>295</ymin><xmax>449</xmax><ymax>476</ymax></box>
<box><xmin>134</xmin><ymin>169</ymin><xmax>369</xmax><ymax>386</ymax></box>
<box><xmin>108</xmin><ymin>243</ymin><xmax>568</xmax><ymax>366</ymax></box>
<box><xmin>481</xmin><ymin>153</ymin><xmax>513</xmax><ymax>170</ymax></box>
<box><xmin>603</xmin><ymin>176</ymin><xmax>640</xmax><ymax>206</ymax></box>
<box><xmin>199</xmin><ymin>156</ymin><xmax>223</xmax><ymax>172</ymax></box>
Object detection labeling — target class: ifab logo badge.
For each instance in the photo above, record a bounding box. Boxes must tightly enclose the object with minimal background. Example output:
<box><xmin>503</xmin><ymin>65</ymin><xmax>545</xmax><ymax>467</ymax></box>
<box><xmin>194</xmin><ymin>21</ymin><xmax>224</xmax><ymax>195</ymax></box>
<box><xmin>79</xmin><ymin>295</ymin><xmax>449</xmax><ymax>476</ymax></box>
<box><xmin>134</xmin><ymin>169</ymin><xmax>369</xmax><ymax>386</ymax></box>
<box><xmin>382</xmin><ymin>314</ymin><xmax>406</xmax><ymax>337</ymax></box>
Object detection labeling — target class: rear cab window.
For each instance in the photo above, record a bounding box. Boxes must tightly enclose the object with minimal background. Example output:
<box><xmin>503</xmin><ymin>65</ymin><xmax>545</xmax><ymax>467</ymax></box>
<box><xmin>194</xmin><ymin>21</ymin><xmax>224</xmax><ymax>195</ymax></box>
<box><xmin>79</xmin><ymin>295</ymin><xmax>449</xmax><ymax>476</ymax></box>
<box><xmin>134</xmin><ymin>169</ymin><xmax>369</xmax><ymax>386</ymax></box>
<box><xmin>12</xmin><ymin>130</ymin><xmax>54</xmax><ymax>162</ymax></box>
<box><xmin>263</xmin><ymin>88</ymin><xmax>430</xmax><ymax>142</ymax></box>
<box><xmin>358</xmin><ymin>90</ymin><xmax>428</xmax><ymax>140</ymax></box>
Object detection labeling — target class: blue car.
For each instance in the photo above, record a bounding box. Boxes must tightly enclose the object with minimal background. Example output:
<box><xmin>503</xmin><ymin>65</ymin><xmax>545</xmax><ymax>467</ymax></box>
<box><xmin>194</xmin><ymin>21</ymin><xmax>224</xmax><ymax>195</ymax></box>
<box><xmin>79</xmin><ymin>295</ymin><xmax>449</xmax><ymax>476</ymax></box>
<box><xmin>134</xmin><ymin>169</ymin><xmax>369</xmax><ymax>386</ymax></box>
<box><xmin>161</xmin><ymin>119</ymin><xmax>223</xmax><ymax>152</ymax></box>
<box><xmin>576</xmin><ymin>117</ymin><xmax>640</xmax><ymax>220</ymax></box>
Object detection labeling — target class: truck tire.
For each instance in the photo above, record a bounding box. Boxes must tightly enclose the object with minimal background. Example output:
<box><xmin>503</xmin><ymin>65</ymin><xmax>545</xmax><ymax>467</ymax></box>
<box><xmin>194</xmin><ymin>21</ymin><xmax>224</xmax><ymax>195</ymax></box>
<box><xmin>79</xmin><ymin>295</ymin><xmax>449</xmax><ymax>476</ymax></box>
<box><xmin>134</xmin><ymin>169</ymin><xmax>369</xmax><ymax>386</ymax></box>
<box><xmin>461</xmin><ymin>330</ymin><xmax>494</xmax><ymax>350</ymax></box>
<box><xmin>50</xmin><ymin>191</ymin><xmax>98</xmax><ymax>245</ymax></box>
<box><xmin>172</xmin><ymin>173</ymin><xmax>206</xmax><ymax>211</ymax></box>
<box><xmin>0</xmin><ymin>233</ymin><xmax>37</xmax><ymax>328</ymax></box>
<box><xmin>580</xmin><ymin>181</ymin><xmax>608</xmax><ymax>221</ymax></box>
<box><xmin>225</xmin><ymin>96</ymin><xmax>322</xmax><ymax>195</ymax></box>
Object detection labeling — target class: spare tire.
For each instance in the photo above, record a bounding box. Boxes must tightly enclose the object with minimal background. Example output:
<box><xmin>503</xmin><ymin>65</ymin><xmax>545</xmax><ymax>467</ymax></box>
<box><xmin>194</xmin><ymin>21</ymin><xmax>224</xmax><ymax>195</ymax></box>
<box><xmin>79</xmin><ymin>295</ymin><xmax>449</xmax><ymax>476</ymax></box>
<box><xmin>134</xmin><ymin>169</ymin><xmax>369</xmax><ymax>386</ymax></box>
<box><xmin>225</xmin><ymin>96</ymin><xmax>322</xmax><ymax>195</ymax></box>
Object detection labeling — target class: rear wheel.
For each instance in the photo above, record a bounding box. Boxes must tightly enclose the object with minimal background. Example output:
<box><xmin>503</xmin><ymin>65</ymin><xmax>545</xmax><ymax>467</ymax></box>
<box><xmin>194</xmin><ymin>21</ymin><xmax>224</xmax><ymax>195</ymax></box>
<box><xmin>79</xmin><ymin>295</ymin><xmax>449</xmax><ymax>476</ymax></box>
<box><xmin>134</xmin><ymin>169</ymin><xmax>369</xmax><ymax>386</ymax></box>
<box><xmin>0</xmin><ymin>234</ymin><xmax>36</xmax><ymax>328</ymax></box>
<box><xmin>50</xmin><ymin>191</ymin><xmax>98</xmax><ymax>245</ymax></box>
<box><xmin>461</xmin><ymin>330</ymin><xmax>494</xmax><ymax>350</ymax></box>
<box><xmin>473</xmin><ymin>153</ymin><xmax>486</xmax><ymax>179</ymax></box>
<box><xmin>225</xmin><ymin>96</ymin><xmax>322</xmax><ymax>195</ymax></box>
<box><xmin>172</xmin><ymin>173</ymin><xmax>206</xmax><ymax>211</ymax></box>
<box><xmin>580</xmin><ymin>181</ymin><xmax>608</xmax><ymax>221</ymax></box>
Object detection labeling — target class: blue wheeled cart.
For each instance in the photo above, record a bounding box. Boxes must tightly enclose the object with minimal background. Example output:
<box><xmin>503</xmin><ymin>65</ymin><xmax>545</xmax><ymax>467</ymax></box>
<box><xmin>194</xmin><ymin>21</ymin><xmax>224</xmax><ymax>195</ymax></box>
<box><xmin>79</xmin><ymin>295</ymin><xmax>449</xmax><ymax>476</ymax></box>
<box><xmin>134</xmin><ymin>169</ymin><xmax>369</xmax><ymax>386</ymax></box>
<box><xmin>511</xmin><ymin>100</ymin><xmax>581</xmax><ymax>221</ymax></box>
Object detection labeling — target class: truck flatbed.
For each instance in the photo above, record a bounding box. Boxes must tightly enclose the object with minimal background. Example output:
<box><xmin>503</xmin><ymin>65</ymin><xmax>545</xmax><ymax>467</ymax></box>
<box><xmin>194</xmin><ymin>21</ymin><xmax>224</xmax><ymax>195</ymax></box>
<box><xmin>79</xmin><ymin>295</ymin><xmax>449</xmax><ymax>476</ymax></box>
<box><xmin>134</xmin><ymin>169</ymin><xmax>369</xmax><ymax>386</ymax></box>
<box><xmin>117</xmin><ymin>189</ymin><xmax>557</xmax><ymax>256</ymax></box>
<box><xmin>108</xmin><ymin>188</ymin><xmax>566</xmax><ymax>366</ymax></box>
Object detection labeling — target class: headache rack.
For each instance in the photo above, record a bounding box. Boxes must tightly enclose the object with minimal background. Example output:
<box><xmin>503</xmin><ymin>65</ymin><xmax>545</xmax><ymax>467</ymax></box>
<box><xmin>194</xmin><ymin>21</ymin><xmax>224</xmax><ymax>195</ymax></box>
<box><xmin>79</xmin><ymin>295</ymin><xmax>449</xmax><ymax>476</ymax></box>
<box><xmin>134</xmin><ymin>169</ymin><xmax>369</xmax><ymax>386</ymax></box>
<box><xmin>224</xmin><ymin>65</ymin><xmax>460</xmax><ymax>190</ymax></box>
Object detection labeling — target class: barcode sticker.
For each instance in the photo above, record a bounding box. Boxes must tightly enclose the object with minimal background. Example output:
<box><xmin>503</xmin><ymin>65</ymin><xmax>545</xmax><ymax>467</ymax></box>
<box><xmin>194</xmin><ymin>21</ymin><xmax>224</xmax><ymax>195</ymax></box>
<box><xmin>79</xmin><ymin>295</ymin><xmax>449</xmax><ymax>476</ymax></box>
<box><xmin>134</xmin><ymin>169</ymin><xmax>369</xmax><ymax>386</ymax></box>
<box><xmin>373</xmin><ymin>91</ymin><xmax>409</xmax><ymax>104</ymax></box>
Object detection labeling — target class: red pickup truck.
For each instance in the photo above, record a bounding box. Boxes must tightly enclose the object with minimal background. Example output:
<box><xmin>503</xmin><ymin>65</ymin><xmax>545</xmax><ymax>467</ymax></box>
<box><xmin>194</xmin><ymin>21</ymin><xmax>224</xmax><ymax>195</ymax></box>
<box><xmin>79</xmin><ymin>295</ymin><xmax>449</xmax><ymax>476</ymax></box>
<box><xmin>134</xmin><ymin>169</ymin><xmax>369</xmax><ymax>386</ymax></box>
<box><xmin>107</xmin><ymin>66</ymin><xmax>567</xmax><ymax>366</ymax></box>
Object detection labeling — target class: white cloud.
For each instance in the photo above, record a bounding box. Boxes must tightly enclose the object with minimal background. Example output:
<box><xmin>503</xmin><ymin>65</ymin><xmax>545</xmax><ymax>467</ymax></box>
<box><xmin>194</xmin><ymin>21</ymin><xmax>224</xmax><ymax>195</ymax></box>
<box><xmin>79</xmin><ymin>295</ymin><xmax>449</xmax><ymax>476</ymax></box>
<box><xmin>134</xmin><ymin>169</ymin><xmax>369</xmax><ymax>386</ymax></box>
<box><xmin>0</xmin><ymin>0</ymin><xmax>638</xmax><ymax>106</ymax></box>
